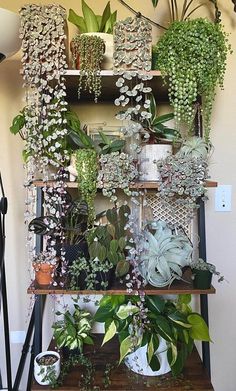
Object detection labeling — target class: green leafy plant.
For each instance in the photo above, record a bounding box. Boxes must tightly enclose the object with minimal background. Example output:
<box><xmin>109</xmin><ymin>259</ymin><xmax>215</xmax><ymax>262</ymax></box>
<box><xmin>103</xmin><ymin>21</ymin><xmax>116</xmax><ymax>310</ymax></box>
<box><xmin>136</xmin><ymin>94</ymin><xmax>180</xmax><ymax>143</ymax></box>
<box><xmin>71</xmin><ymin>34</ymin><xmax>105</xmax><ymax>102</ymax></box>
<box><xmin>138</xmin><ymin>220</ymin><xmax>193</xmax><ymax>287</ymax></box>
<box><xmin>68</xmin><ymin>1</ymin><xmax>117</xmax><ymax>33</ymax></box>
<box><xmin>69</xmin><ymin>256</ymin><xmax>114</xmax><ymax>290</ymax></box>
<box><xmin>154</xmin><ymin>18</ymin><xmax>231</xmax><ymax>141</ymax></box>
<box><xmin>98</xmin><ymin>131</ymin><xmax>125</xmax><ymax>154</ymax></box>
<box><xmin>94</xmin><ymin>294</ymin><xmax>211</xmax><ymax>376</ymax></box>
<box><xmin>29</xmin><ymin>198</ymin><xmax>88</xmax><ymax>245</ymax></box>
<box><xmin>87</xmin><ymin>205</ymin><xmax>132</xmax><ymax>277</ymax></box>
<box><xmin>52</xmin><ymin>300</ymin><xmax>93</xmax><ymax>351</ymax></box>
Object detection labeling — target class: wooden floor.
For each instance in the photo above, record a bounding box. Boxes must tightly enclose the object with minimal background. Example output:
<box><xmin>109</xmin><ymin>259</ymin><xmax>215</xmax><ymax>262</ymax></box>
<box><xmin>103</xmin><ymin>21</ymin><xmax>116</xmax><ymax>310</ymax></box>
<box><xmin>32</xmin><ymin>335</ymin><xmax>214</xmax><ymax>391</ymax></box>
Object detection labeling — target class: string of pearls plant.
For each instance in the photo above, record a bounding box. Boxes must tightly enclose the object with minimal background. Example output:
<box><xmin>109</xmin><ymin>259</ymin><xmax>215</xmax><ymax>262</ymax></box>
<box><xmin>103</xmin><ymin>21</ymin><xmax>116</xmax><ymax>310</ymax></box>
<box><xmin>71</xmin><ymin>34</ymin><xmax>105</xmax><ymax>102</ymax></box>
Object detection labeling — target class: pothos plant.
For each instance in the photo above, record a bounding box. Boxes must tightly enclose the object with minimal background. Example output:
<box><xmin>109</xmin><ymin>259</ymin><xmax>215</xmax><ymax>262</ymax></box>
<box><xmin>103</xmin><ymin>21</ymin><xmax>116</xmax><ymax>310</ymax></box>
<box><xmin>94</xmin><ymin>294</ymin><xmax>211</xmax><ymax>376</ymax></box>
<box><xmin>153</xmin><ymin>18</ymin><xmax>231</xmax><ymax>141</ymax></box>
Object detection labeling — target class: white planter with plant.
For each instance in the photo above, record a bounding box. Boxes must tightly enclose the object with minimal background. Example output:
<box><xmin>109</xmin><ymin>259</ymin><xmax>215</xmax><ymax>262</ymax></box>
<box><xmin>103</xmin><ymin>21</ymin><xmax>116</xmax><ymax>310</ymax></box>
<box><xmin>125</xmin><ymin>337</ymin><xmax>170</xmax><ymax>376</ymax></box>
<box><xmin>68</xmin><ymin>0</ymin><xmax>117</xmax><ymax>70</ymax></box>
<box><xmin>34</xmin><ymin>351</ymin><xmax>60</xmax><ymax>385</ymax></box>
<box><xmin>139</xmin><ymin>144</ymin><xmax>172</xmax><ymax>181</ymax></box>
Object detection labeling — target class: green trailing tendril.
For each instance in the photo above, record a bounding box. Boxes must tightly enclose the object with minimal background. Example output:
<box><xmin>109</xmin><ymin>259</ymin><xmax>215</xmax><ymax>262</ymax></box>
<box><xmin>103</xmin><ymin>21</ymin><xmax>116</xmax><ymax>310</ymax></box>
<box><xmin>76</xmin><ymin>149</ymin><xmax>98</xmax><ymax>226</ymax></box>
<box><xmin>154</xmin><ymin>18</ymin><xmax>231</xmax><ymax>141</ymax></box>
<box><xmin>71</xmin><ymin>34</ymin><xmax>105</xmax><ymax>102</ymax></box>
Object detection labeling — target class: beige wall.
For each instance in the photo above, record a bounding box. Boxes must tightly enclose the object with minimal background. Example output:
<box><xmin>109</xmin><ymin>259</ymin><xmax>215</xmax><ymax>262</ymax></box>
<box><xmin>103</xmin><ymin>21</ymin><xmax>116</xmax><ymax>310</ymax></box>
<box><xmin>0</xmin><ymin>1</ymin><xmax>235</xmax><ymax>390</ymax></box>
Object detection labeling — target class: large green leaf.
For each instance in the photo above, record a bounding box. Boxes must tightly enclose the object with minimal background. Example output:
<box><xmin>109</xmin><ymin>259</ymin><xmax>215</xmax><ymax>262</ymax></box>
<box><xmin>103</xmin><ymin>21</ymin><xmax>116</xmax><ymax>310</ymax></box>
<box><xmin>10</xmin><ymin>114</ymin><xmax>25</xmax><ymax>135</ymax></box>
<box><xmin>147</xmin><ymin>336</ymin><xmax>154</xmax><ymax>364</ymax></box>
<box><xmin>115</xmin><ymin>260</ymin><xmax>130</xmax><ymax>277</ymax></box>
<box><xmin>149</xmin><ymin>94</ymin><xmax>157</xmax><ymax>122</ymax></box>
<box><xmin>152</xmin><ymin>113</ymin><xmax>174</xmax><ymax>124</ymax></box>
<box><xmin>82</xmin><ymin>0</ymin><xmax>99</xmax><ymax>32</ymax></box>
<box><xmin>94</xmin><ymin>302</ymin><xmax>113</xmax><ymax>322</ymax></box>
<box><xmin>68</xmin><ymin>9</ymin><xmax>87</xmax><ymax>32</ymax></box>
<box><xmin>187</xmin><ymin>314</ymin><xmax>211</xmax><ymax>341</ymax></box>
<box><xmin>116</xmin><ymin>304</ymin><xmax>139</xmax><ymax>320</ymax></box>
<box><xmin>146</xmin><ymin>295</ymin><xmax>165</xmax><ymax>314</ymax></box>
<box><xmin>151</xmin><ymin>0</ymin><xmax>159</xmax><ymax>7</ymax></box>
<box><xmin>100</xmin><ymin>1</ymin><xmax>111</xmax><ymax>32</ymax></box>
<box><xmin>155</xmin><ymin>315</ymin><xmax>174</xmax><ymax>342</ymax></box>
<box><xmin>119</xmin><ymin>336</ymin><xmax>132</xmax><ymax>363</ymax></box>
<box><xmin>168</xmin><ymin>312</ymin><xmax>192</xmax><ymax>329</ymax></box>
<box><xmin>102</xmin><ymin>320</ymin><xmax>117</xmax><ymax>346</ymax></box>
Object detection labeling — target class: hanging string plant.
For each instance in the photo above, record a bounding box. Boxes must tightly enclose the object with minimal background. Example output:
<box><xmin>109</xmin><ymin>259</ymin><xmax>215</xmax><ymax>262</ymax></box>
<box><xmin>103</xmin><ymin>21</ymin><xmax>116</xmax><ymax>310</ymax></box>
<box><xmin>153</xmin><ymin>18</ymin><xmax>231</xmax><ymax>141</ymax></box>
<box><xmin>71</xmin><ymin>34</ymin><xmax>105</xmax><ymax>102</ymax></box>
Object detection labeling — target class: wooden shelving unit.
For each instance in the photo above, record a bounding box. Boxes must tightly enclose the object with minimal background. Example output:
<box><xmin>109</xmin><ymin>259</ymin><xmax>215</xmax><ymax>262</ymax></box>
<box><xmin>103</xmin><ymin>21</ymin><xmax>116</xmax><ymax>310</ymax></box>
<box><xmin>32</xmin><ymin>334</ymin><xmax>214</xmax><ymax>391</ymax></box>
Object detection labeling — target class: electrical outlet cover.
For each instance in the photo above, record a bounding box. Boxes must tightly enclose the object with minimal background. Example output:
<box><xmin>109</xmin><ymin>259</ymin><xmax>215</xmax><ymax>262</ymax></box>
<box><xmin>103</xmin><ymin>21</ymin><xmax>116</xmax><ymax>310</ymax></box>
<box><xmin>215</xmin><ymin>185</ymin><xmax>232</xmax><ymax>212</ymax></box>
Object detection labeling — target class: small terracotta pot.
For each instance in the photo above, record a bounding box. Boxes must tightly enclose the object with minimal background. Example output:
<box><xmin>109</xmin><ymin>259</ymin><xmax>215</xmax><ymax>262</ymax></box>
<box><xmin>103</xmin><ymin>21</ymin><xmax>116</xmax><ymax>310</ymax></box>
<box><xmin>33</xmin><ymin>263</ymin><xmax>56</xmax><ymax>286</ymax></box>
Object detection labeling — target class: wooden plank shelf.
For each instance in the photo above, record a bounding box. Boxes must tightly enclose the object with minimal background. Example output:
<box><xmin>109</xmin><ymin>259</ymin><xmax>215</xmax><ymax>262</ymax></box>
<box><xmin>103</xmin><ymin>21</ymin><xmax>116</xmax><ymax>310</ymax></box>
<box><xmin>33</xmin><ymin>180</ymin><xmax>218</xmax><ymax>189</ymax></box>
<box><xmin>63</xmin><ymin>69</ymin><xmax>167</xmax><ymax>102</ymax></box>
<box><xmin>32</xmin><ymin>334</ymin><xmax>214</xmax><ymax>390</ymax></box>
<box><xmin>28</xmin><ymin>270</ymin><xmax>215</xmax><ymax>295</ymax></box>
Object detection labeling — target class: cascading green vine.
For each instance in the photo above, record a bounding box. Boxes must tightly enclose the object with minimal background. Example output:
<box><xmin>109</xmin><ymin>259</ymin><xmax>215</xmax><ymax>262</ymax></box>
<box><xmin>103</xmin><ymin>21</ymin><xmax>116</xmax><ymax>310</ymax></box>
<box><xmin>154</xmin><ymin>18</ymin><xmax>231</xmax><ymax>141</ymax></box>
<box><xmin>75</xmin><ymin>149</ymin><xmax>98</xmax><ymax>226</ymax></box>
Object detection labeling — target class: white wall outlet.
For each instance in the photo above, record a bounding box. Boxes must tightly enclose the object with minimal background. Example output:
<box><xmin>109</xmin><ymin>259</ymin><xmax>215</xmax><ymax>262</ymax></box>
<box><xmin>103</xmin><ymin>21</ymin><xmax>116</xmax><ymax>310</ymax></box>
<box><xmin>10</xmin><ymin>330</ymin><xmax>26</xmax><ymax>344</ymax></box>
<box><xmin>215</xmin><ymin>185</ymin><xmax>232</xmax><ymax>212</ymax></box>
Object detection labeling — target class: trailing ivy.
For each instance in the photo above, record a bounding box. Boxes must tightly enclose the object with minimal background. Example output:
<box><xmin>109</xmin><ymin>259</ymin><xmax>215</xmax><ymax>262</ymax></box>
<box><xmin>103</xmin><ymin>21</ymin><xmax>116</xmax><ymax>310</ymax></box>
<box><xmin>154</xmin><ymin>18</ymin><xmax>231</xmax><ymax>141</ymax></box>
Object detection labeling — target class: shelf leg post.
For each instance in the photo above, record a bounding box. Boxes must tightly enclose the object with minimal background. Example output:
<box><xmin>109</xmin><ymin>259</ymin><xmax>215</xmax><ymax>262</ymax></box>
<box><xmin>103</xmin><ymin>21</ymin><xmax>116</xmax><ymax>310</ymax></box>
<box><xmin>198</xmin><ymin>198</ymin><xmax>211</xmax><ymax>378</ymax></box>
<box><xmin>34</xmin><ymin>295</ymin><xmax>45</xmax><ymax>356</ymax></box>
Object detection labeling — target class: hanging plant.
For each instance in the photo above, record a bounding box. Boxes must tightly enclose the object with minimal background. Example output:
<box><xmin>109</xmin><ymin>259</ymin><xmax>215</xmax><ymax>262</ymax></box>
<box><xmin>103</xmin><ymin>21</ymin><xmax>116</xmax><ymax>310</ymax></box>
<box><xmin>153</xmin><ymin>18</ymin><xmax>231</xmax><ymax>141</ymax></box>
<box><xmin>19</xmin><ymin>4</ymin><xmax>69</xmax><ymax>171</ymax></box>
<box><xmin>97</xmin><ymin>152</ymin><xmax>139</xmax><ymax>203</ymax></box>
<box><xmin>71</xmin><ymin>34</ymin><xmax>105</xmax><ymax>102</ymax></box>
<box><xmin>75</xmin><ymin>149</ymin><xmax>98</xmax><ymax>226</ymax></box>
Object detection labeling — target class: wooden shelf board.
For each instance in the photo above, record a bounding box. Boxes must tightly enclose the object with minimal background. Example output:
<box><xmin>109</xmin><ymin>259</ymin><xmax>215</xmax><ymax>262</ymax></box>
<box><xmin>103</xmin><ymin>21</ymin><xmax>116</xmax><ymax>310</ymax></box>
<box><xmin>63</xmin><ymin>69</ymin><xmax>166</xmax><ymax>102</ymax></box>
<box><xmin>32</xmin><ymin>334</ymin><xmax>214</xmax><ymax>391</ymax></box>
<box><xmin>33</xmin><ymin>180</ymin><xmax>218</xmax><ymax>189</ymax></box>
<box><xmin>28</xmin><ymin>269</ymin><xmax>216</xmax><ymax>295</ymax></box>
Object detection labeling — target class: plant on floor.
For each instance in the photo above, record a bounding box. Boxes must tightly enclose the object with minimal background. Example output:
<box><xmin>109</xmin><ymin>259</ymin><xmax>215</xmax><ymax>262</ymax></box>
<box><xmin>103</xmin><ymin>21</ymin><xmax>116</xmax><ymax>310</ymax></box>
<box><xmin>153</xmin><ymin>18</ymin><xmax>231</xmax><ymax>141</ymax></box>
<box><xmin>68</xmin><ymin>0</ymin><xmax>117</xmax><ymax>33</ymax></box>
<box><xmin>52</xmin><ymin>300</ymin><xmax>93</xmax><ymax>351</ymax></box>
<box><xmin>71</xmin><ymin>35</ymin><xmax>105</xmax><ymax>102</ymax></box>
<box><xmin>94</xmin><ymin>294</ymin><xmax>211</xmax><ymax>376</ymax></box>
<box><xmin>138</xmin><ymin>220</ymin><xmax>193</xmax><ymax>287</ymax></box>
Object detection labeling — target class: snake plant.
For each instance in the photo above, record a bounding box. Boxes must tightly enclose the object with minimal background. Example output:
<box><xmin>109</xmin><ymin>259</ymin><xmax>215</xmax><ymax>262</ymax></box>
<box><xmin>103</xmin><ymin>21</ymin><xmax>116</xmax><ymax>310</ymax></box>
<box><xmin>139</xmin><ymin>221</ymin><xmax>193</xmax><ymax>287</ymax></box>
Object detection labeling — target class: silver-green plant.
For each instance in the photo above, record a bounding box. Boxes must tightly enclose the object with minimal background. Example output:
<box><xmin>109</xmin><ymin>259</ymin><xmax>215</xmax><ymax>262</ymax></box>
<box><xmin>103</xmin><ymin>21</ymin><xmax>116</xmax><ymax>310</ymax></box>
<box><xmin>180</xmin><ymin>136</ymin><xmax>209</xmax><ymax>159</ymax></box>
<box><xmin>138</xmin><ymin>221</ymin><xmax>193</xmax><ymax>287</ymax></box>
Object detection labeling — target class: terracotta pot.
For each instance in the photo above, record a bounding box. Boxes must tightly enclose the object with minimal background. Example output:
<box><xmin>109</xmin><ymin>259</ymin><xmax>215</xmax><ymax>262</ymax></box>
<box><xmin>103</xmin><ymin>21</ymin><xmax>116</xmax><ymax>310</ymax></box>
<box><xmin>33</xmin><ymin>263</ymin><xmax>56</xmax><ymax>286</ymax></box>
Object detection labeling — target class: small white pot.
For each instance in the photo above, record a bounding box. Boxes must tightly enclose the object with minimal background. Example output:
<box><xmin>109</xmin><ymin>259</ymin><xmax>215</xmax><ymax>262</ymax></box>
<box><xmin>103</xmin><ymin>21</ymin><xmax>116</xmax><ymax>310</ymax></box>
<box><xmin>139</xmin><ymin>144</ymin><xmax>172</xmax><ymax>181</ymax></box>
<box><xmin>82</xmin><ymin>33</ymin><xmax>113</xmax><ymax>70</ymax></box>
<box><xmin>34</xmin><ymin>351</ymin><xmax>60</xmax><ymax>385</ymax></box>
<box><xmin>125</xmin><ymin>337</ymin><xmax>171</xmax><ymax>376</ymax></box>
<box><xmin>68</xmin><ymin>154</ymin><xmax>77</xmax><ymax>181</ymax></box>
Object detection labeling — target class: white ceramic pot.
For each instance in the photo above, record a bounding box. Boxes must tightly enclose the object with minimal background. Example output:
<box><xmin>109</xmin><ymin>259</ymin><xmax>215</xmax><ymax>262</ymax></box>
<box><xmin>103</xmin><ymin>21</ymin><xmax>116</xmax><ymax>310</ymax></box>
<box><xmin>139</xmin><ymin>144</ymin><xmax>172</xmax><ymax>181</ymax></box>
<box><xmin>0</xmin><ymin>8</ymin><xmax>21</xmax><ymax>59</ymax></box>
<box><xmin>68</xmin><ymin>154</ymin><xmax>77</xmax><ymax>181</ymax></box>
<box><xmin>125</xmin><ymin>337</ymin><xmax>171</xmax><ymax>376</ymax></box>
<box><xmin>82</xmin><ymin>33</ymin><xmax>113</xmax><ymax>70</ymax></box>
<box><xmin>34</xmin><ymin>351</ymin><xmax>60</xmax><ymax>385</ymax></box>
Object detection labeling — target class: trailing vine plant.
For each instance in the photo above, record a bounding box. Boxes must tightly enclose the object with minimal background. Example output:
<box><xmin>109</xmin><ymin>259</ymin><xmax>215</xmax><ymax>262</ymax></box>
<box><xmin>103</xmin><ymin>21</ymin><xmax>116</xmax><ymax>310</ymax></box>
<box><xmin>71</xmin><ymin>34</ymin><xmax>105</xmax><ymax>102</ymax></box>
<box><xmin>153</xmin><ymin>18</ymin><xmax>231</xmax><ymax>141</ymax></box>
<box><xmin>19</xmin><ymin>4</ymin><xmax>70</xmax><ymax>282</ymax></box>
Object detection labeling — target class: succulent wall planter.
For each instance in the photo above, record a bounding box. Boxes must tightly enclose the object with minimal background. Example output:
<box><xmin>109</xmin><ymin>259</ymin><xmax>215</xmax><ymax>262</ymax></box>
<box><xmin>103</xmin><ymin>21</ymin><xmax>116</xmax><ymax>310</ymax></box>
<box><xmin>34</xmin><ymin>351</ymin><xmax>60</xmax><ymax>385</ymax></box>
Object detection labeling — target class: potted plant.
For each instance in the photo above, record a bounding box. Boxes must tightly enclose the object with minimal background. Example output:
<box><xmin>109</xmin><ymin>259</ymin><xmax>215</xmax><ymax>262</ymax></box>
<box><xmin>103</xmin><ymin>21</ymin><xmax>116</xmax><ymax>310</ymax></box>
<box><xmin>138</xmin><ymin>220</ymin><xmax>193</xmax><ymax>288</ymax></box>
<box><xmin>29</xmin><ymin>197</ymin><xmax>89</xmax><ymax>266</ymax></box>
<box><xmin>32</xmin><ymin>251</ymin><xmax>58</xmax><ymax>286</ymax></box>
<box><xmin>136</xmin><ymin>94</ymin><xmax>180</xmax><ymax>181</ymax></box>
<box><xmin>52</xmin><ymin>300</ymin><xmax>93</xmax><ymax>356</ymax></box>
<box><xmin>153</xmin><ymin>18</ymin><xmax>231</xmax><ymax>141</ymax></box>
<box><xmin>156</xmin><ymin>136</ymin><xmax>210</xmax><ymax>215</ymax></box>
<box><xmin>69</xmin><ymin>0</ymin><xmax>117</xmax><ymax>70</ymax></box>
<box><xmin>191</xmin><ymin>258</ymin><xmax>224</xmax><ymax>289</ymax></box>
<box><xmin>94</xmin><ymin>294</ymin><xmax>211</xmax><ymax>376</ymax></box>
<box><xmin>34</xmin><ymin>350</ymin><xmax>60</xmax><ymax>385</ymax></box>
